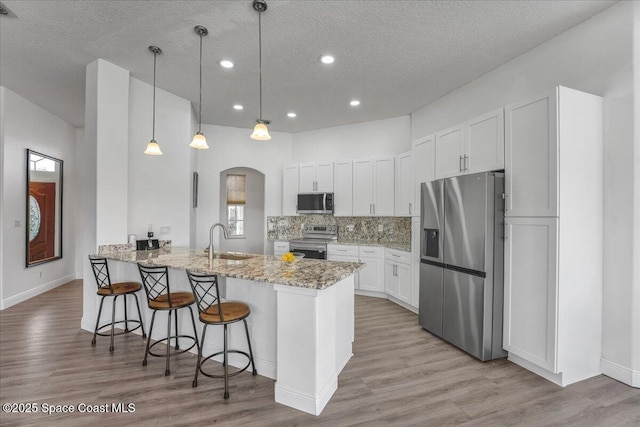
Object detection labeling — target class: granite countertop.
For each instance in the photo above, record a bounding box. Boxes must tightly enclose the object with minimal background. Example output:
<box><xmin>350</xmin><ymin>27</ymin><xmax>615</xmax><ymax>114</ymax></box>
<box><xmin>98</xmin><ymin>247</ymin><xmax>364</xmax><ymax>290</ymax></box>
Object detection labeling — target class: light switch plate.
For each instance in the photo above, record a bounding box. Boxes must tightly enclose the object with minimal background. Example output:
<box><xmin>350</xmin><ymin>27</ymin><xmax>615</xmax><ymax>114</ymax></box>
<box><xmin>378</xmin><ymin>224</ymin><xmax>384</xmax><ymax>232</ymax></box>
<box><xmin>160</xmin><ymin>226</ymin><xmax>170</xmax><ymax>235</ymax></box>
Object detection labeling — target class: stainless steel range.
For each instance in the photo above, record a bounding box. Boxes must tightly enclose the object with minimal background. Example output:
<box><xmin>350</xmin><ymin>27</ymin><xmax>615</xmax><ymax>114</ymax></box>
<box><xmin>288</xmin><ymin>225</ymin><xmax>338</xmax><ymax>260</ymax></box>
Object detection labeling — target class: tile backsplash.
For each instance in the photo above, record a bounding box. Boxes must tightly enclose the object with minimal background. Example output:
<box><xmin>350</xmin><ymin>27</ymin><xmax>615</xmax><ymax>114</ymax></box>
<box><xmin>267</xmin><ymin>215</ymin><xmax>411</xmax><ymax>244</ymax></box>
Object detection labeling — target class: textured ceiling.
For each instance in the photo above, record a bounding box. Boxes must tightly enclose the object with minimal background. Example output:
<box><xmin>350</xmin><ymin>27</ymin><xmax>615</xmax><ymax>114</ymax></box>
<box><xmin>0</xmin><ymin>0</ymin><xmax>616</xmax><ymax>132</ymax></box>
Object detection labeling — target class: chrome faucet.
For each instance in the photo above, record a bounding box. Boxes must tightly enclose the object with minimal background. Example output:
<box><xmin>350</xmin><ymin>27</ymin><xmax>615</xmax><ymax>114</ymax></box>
<box><xmin>208</xmin><ymin>223</ymin><xmax>230</xmax><ymax>260</ymax></box>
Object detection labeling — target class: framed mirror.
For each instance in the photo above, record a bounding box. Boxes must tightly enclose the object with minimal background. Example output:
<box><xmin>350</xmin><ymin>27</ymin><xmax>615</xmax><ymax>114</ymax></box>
<box><xmin>26</xmin><ymin>149</ymin><xmax>63</xmax><ymax>267</ymax></box>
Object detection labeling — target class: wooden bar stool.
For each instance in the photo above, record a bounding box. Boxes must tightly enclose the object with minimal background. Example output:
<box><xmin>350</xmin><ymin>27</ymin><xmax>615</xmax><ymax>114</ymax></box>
<box><xmin>186</xmin><ymin>270</ymin><xmax>257</xmax><ymax>399</ymax></box>
<box><xmin>137</xmin><ymin>264</ymin><xmax>199</xmax><ymax>376</ymax></box>
<box><xmin>88</xmin><ymin>256</ymin><xmax>146</xmax><ymax>352</ymax></box>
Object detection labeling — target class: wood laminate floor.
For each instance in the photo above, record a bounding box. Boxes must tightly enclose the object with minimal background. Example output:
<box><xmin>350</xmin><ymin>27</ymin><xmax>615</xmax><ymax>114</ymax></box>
<box><xmin>1</xmin><ymin>280</ymin><xmax>638</xmax><ymax>426</ymax></box>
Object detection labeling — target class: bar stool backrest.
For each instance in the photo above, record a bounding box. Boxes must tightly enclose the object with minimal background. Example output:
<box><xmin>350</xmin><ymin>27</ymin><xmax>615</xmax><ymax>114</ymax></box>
<box><xmin>186</xmin><ymin>271</ymin><xmax>224</xmax><ymax>322</ymax></box>
<box><xmin>138</xmin><ymin>264</ymin><xmax>173</xmax><ymax>307</ymax></box>
<box><xmin>88</xmin><ymin>256</ymin><xmax>113</xmax><ymax>294</ymax></box>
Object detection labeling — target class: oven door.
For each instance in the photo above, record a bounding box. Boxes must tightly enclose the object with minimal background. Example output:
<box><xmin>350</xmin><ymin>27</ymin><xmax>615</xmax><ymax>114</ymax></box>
<box><xmin>289</xmin><ymin>242</ymin><xmax>327</xmax><ymax>260</ymax></box>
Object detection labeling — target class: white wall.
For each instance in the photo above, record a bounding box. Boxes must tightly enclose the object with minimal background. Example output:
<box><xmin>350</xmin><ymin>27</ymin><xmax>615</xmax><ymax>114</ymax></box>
<box><xmin>195</xmin><ymin>124</ymin><xmax>293</xmax><ymax>252</ymax></box>
<box><xmin>292</xmin><ymin>115</ymin><xmax>411</xmax><ymax>163</ymax></box>
<box><xmin>411</xmin><ymin>1</ymin><xmax>638</xmax><ymax>386</ymax></box>
<box><xmin>0</xmin><ymin>86</ymin><xmax>77</xmax><ymax>309</ymax></box>
<box><xmin>127</xmin><ymin>77</ymin><xmax>193</xmax><ymax>246</ymax></box>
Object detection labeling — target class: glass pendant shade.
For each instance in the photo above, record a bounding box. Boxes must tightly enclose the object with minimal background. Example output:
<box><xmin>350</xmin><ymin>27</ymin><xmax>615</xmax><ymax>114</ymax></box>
<box><xmin>189</xmin><ymin>132</ymin><xmax>209</xmax><ymax>149</ymax></box>
<box><xmin>251</xmin><ymin>121</ymin><xmax>271</xmax><ymax>140</ymax></box>
<box><xmin>144</xmin><ymin>140</ymin><xmax>163</xmax><ymax>155</ymax></box>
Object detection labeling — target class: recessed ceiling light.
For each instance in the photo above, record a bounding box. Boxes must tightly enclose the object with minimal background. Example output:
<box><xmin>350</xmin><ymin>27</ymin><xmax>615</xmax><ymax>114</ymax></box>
<box><xmin>350</xmin><ymin>100</ymin><xmax>360</xmax><ymax>107</ymax></box>
<box><xmin>320</xmin><ymin>55</ymin><xmax>334</xmax><ymax>64</ymax></box>
<box><xmin>220</xmin><ymin>60</ymin><xmax>234</xmax><ymax>69</ymax></box>
<box><xmin>287</xmin><ymin>112</ymin><xmax>297</xmax><ymax>118</ymax></box>
<box><xmin>233</xmin><ymin>104</ymin><xmax>243</xmax><ymax>110</ymax></box>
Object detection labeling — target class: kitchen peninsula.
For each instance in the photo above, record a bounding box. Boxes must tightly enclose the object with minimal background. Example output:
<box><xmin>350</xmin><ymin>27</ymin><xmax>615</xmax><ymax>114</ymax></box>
<box><xmin>97</xmin><ymin>246</ymin><xmax>363</xmax><ymax>416</ymax></box>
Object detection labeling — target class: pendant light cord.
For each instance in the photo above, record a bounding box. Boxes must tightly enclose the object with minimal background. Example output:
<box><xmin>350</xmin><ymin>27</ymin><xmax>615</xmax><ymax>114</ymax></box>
<box><xmin>152</xmin><ymin>50</ymin><xmax>157</xmax><ymax>141</ymax></box>
<box><xmin>258</xmin><ymin>11</ymin><xmax>263</xmax><ymax>121</ymax></box>
<box><xmin>198</xmin><ymin>32</ymin><xmax>203</xmax><ymax>133</ymax></box>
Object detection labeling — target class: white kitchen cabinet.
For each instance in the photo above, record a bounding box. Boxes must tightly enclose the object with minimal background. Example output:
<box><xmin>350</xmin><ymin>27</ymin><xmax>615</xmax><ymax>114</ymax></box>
<box><xmin>357</xmin><ymin>246</ymin><xmax>384</xmax><ymax>293</ymax></box>
<box><xmin>435</xmin><ymin>108</ymin><xmax>504</xmax><ymax>180</ymax></box>
<box><xmin>353</xmin><ymin>157</ymin><xmax>395</xmax><ymax>216</ymax></box>
<box><xmin>505</xmin><ymin>93</ymin><xmax>558</xmax><ymax>217</ymax></box>
<box><xmin>435</xmin><ymin>125</ymin><xmax>464</xmax><ymax>179</ymax></box>
<box><xmin>395</xmin><ymin>152</ymin><xmax>413</xmax><ymax>217</ymax></box>
<box><xmin>333</xmin><ymin>161</ymin><xmax>353</xmax><ymax>216</ymax></box>
<box><xmin>503</xmin><ymin>86</ymin><xmax>603</xmax><ymax>386</ymax></box>
<box><xmin>327</xmin><ymin>244</ymin><xmax>359</xmax><ymax>289</ymax></box>
<box><xmin>282</xmin><ymin>164</ymin><xmax>299</xmax><ymax>216</ymax></box>
<box><xmin>273</xmin><ymin>241</ymin><xmax>290</xmax><ymax>257</ymax></box>
<box><xmin>411</xmin><ymin>134</ymin><xmax>435</xmax><ymax>218</ymax></box>
<box><xmin>504</xmin><ymin>217</ymin><xmax>558</xmax><ymax>372</ymax></box>
<box><xmin>385</xmin><ymin>249</ymin><xmax>411</xmax><ymax>304</ymax></box>
<box><xmin>299</xmin><ymin>162</ymin><xmax>333</xmax><ymax>193</ymax></box>
<box><xmin>410</xmin><ymin>217</ymin><xmax>420</xmax><ymax>308</ymax></box>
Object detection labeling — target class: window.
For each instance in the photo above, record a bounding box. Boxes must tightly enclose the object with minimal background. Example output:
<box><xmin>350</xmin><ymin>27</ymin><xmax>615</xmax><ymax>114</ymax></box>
<box><xmin>226</xmin><ymin>174</ymin><xmax>246</xmax><ymax>236</ymax></box>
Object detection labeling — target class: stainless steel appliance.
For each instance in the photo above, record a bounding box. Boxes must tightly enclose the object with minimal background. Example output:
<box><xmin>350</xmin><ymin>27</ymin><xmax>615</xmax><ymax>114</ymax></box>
<box><xmin>297</xmin><ymin>193</ymin><xmax>334</xmax><ymax>214</ymax></box>
<box><xmin>288</xmin><ymin>225</ymin><xmax>338</xmax><ymax>260</ymax></box>
<box><xmin>419</xmin><ymin>171</ymin><xmax>507</xmax><ymax>361</ymax></box>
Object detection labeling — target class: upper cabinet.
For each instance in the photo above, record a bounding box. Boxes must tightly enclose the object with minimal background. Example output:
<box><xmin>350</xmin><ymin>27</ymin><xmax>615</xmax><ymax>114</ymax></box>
<box><xmin>353</xmin><ymin>157</ymin><xmax>395</xmax><ymax>216</ymax></box>
<box><xmin>412</xmin><ymin>134</ymin><xmax>435</xmax><ymax>218</ymax></box>
<box><xmin>333</xmin><ymin>161</ymin><xmax>353</xmax><ymax>216</ymax></box>
<box><xmin>282</xmin><ymin>164</ymin><xmax>299</xmax><ymax>216</ymax></box>
<box><xmin>435</xmin><ymin>108</ymin><xmax>504</xmax><ymax>179</ymax></box>
<box><xmin>299</xmin><ymin>162</ymin><xmax>333</xmax><ymax>193</ymax></box>
<box><xmin>505</xmin><ymin>93</ymin><xmax>558</xmax><ymax>217</ymax></box>
<box><xmin>395</xmin><ymin>152</ymin><xmax>413</xmax><ymax>217</ymax></box>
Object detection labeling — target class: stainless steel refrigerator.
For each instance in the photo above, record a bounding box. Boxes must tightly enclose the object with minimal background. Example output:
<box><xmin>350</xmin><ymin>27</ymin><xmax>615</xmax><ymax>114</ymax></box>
<box><xmin>419</xmin><ymin>171</ymin><xmax>507</xmax><ymax>361</ymax></box>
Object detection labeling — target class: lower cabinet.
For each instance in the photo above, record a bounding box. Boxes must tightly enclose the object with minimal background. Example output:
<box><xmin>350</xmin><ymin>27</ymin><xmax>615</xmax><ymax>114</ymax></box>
<box><xmin>357</xmin><ymin>247</ymin><xmax>385</xmax><ymax>293</ymax></box>
<box><xmin>327</xmin><ymin>244</ymin><xmax>360</xmax><ymax>289</ymax></box>
<box><xmin>274</xmin><ymin>241</ymin><xmax>290</xmax><ymax>257</ymax></box>
<box><xmin>385</xmin><ymin>249</ymin><xmax>412</xmax><ymax>305</ymax></box>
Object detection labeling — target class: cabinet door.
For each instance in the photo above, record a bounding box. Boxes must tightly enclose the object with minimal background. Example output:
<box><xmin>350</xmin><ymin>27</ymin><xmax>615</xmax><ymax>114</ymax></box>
<box><xmin>410</xmin><ymin>217</ymin><xmax>421</xmax><ymax>308</ymax></box>
<box><xmin>395</xmin><ymin>152</ymin><xmax>413</xmax><ymax>216</ymax></box>
<box><xmin>466</xmin><ymin>108</ymin><xmax>504</xmax><ymax>174</ymax></box>
<box><xmin>435</xmin><ymin>126</ymin><xmax>464</xmax><ymax>179</ymax></box>
<box><xmin>505</xmin><ymin>91</ymin><xmax>558</xmax><ymax>217</ymax></box>
<box><xmin>353</xmin><ymin>159</ymin><xmax>373</xmax><ymax>216</ymax></box>
<box><xmin>327</xmin><ymin>252</ymin><xmax>359</xmax><ymax>289</ymax></box>
<box><xmin>503</xmin><ymin>217</ymin><xmax>558</xmax><ymax>373</ymax></box>
<box><xmin>373</xmin><ymin>156</ymin><xmax>395</xmax><ymax>216</ymax></box>
<box><xmin>384</xmin><ymin>260</ymin><xmax>398</xmax><ymax>297</ymax></box>
<box><xmin>396</xmin><ymin>262</ymin><xmax>411</xmax><ymax>304</ymax></box>
<box><xmin>359</xmin><ymin>255</ymin><xmax>384</xmax><ymax>292</ymax></box>
<box><xmin>315</xmin><ymin>162</ymin><xmax>334</xmax><ymax>192</ymax></box>
<box><xmin>298</xmin><ymin>163</ymin><xmax>316</xmax><ymax>193</ymax></box>
<box><xmin>333</xmin><ymin>161</ymin><xmax>353</xmax><ymax>216</ymax></box>
<box><xmin>412</xmin><ymin>135</ymin><xmax>435</xmax><ymax>218</ymax></box>
<box><xmin>282</xmin><ymin>164</ymin><xmax>299</xmax><ymax>216</ymax></box>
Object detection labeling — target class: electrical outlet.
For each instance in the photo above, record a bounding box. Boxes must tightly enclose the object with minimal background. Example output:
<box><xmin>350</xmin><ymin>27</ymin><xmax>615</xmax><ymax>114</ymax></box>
<box><xmin>160</xmin><ymin>226</ymin><xmax>170</xmax><ymax>235</ymax></box>
<box><xmin>347</xmin><ymin>224</ymin><xmax>355</xmax><ymax>232</ymax></box>
<box><xmin>378</xmin><ymin>224</ymin><xmax>384</xmax><ymax>232</ymax></box>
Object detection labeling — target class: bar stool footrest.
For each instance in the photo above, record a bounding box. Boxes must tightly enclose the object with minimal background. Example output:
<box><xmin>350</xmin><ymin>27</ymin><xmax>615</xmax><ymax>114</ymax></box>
<box><xmin>147</xmin><ymin>335</ymin><xmax>197</xmax><ymax>358</ymax></box>
<box><xmin>199</xmin><ymin>350</ymin><xmax>253</xmax><ymax>379</ymax></box>
<box><xmin>95</xmin><ymin>320</ymin><xmax>144</xmax><ymax>337</ymax></box>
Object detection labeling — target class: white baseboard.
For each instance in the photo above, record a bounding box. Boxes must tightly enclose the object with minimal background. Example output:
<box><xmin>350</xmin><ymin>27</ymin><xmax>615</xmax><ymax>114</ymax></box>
<box><xmin>386</xmin><ymin>294</ymin><xmax>419</xmax><ymax>314</ymax></box>
<box><xmin>0</xmin><ymin>273</ymin><xmax>76</xmax><ymax>310</ymax></box>
<box><xmin>508</xmin><ymin>353</ymin><xmax>564</xmax><ymax>386</ymax></box>
<box><xmin>601</xmin><ymin>358</ymin><xmax>640</xmax><ymax>388</ymax></box>
<box><xmin>275</xmin><ymin>374</ymin><xmax>337</xmax><ymax>416</ymax></box>
<box><xmin>355</xmin><ymin>289</ymin><xmax>386</xmax><ymax>298</ymax></box>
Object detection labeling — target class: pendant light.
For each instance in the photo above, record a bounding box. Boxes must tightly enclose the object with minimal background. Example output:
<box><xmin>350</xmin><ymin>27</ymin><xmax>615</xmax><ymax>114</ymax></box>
<box><xmin>144</xmin><ymin>46</ymin><xmax>163</xmax><ymax>155</ymax></box>
<box><xmin>250</xmin><ymin>0</ymin><xmax>271</xmax><ymax>141</ymax></box>
<box><xmin>190</xmin><ymin>25</ymin><xmax>210</xmax><ymax>149</ymax></box>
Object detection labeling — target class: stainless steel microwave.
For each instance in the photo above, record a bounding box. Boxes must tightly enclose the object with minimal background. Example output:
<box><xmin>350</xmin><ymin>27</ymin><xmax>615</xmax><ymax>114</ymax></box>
<box><xmin>297</xmin><ymin>193</ymin><xmax>334</xmax><ymax>214</ymax></box>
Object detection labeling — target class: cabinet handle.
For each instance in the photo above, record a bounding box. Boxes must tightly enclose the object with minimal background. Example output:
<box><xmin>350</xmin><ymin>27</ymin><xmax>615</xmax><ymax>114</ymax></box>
<box><xmin>373</xmin><ymin>204</ymin><xmax>376</xmax><ymax>215</ymax></box>
<box><xmin>459</xmin><ymin>155</ymin><xmax>463</xmax><ymax>172</ymax></box>
<box><xmin>464</xmin><ymin>155</ymin><xmax>469</xmax><ymax>171</ymax></box>
<box><xmin>409</xmin><ymin>203</ymin><xmax>412</xmax><ymax>214</ymax></box>
<box><xmin>369</xmin><ymin>204</ymin><xmax>372</xmax><ymax>214</ymax></box>
<box><xmin>504</xmin><ymin>223</ymin><xmax>509</xmax><ymax>240</ymax></box>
